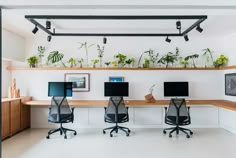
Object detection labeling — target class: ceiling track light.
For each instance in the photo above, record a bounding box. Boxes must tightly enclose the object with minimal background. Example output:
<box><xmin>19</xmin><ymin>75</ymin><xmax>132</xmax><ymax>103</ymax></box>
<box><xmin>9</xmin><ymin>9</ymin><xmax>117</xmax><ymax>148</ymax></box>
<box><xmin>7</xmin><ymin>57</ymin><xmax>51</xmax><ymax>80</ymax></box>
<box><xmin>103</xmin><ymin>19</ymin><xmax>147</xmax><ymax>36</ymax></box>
<box><xmin>103</xmin><ymin>37</ymin><xmax>107</xmax><ymax>44</ymax></box>
<box><xmin>47</xmin><ymin>35</ymin><xmax>52</xmax><ymax>42</ymax></box>
<box><xmin>176</xmin><ymin>21</ymin><xmax>181</xmax><ymax>29</ymax></box>
<box><xmin>165</xmin><ymin>36</ymin><xmax>171</xmax><ymax>43</ymax></box>
<box><xmin>46</xmin><ymin>20</ymin><xmax>51</xmax><ymax>29</ymax></box>
<box><xmin>196</xmin><ymin>25</ymin><xmax>203</xmax><ymax>33</ymax></box>
<box><xmin>184</xmin><ymin>34</ymin><xmax>189</xmax><ymax>41</ymax></box>
<box><xmin>32</xmin><ymin>25</ymin><xmax>38</xmax><ymax>34</ymax></box>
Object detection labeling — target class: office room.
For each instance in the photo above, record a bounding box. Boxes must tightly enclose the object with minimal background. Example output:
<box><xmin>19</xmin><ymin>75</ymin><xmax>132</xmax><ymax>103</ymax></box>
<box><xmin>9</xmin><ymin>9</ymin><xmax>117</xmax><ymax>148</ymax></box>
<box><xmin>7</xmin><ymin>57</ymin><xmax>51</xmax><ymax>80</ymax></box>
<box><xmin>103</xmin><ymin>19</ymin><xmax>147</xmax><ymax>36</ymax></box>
<box><xmin>1</xmin><ymin>0</ymin><xmax>236</xmax><ymax>158</ymax></box>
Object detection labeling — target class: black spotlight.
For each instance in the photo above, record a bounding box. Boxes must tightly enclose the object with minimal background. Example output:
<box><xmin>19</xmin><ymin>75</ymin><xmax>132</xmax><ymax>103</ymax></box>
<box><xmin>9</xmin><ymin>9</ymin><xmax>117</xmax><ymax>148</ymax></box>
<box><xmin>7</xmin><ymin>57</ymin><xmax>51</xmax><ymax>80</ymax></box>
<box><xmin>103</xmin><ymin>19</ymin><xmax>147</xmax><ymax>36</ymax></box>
<box><xmin>103</xmin><ymin>37</ymin><xmax>107</xmax><ymax>44</ymax></box>
<box><xmin>165</xmin><ymin>36</ymin><xmax>171</xmax><ymax>43</ymax></box>
<box><xmin>32</xmin><ymin>25</ymin><xmax>38</xmax><ymax>34</ymax></box>
<box><xmin>184</xmin><ymin>34</ymin><xmax>189</xmax><ymax>41</ymax></box>
<box><xmin>176</xmin><ymin>21</ymin><xmax>181</xmax><ymax>29</ymax></box>
<box><xmin>47</xmin><ymin>35</ymin><xmax>52</xmax><ymax>42</ymax></box>
<box><xmin>196</xmin><ymin>25</ymin><xmax>203</xmax><ymax>33</ymax></box>
<box><xmin>46</xmin><ymin>20</ymin><xmax>51</xmax><ymax>29</ymax></box>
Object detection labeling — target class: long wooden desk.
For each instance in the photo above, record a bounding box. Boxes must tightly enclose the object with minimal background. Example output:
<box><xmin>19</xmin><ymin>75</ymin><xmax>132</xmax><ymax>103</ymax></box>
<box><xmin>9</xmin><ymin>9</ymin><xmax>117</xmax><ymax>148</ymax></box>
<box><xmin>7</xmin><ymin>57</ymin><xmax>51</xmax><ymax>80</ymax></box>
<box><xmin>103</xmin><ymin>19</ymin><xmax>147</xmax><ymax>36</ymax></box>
<box><xmin>23</xmin><ymin>99</ymin><xmax>236</xmax><ymax>111</ymax></box>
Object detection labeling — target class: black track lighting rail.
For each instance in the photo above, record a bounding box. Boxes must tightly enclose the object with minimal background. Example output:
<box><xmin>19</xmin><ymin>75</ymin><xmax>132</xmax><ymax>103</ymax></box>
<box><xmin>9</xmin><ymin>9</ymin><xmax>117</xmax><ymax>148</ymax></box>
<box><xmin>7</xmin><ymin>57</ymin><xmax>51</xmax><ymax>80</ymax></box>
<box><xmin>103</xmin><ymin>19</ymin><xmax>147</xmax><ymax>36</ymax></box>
<box><xmin>25</xmin><ymin>15</ymin><xmax>207</xmax><ymax>37</ymax></box>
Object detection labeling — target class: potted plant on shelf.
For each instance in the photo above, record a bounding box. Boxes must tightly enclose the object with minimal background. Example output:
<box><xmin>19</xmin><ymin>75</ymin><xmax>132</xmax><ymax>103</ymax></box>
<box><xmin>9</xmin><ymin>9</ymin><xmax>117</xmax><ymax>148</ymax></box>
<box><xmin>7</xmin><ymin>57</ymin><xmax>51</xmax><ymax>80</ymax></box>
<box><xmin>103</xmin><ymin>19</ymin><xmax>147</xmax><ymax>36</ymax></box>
<box><xmin>68</xmin><ymin>58</ymin><xmax>76</xmax><ymax>68</ymax></box>
<box><xmin>202</xmin><ymin>48</ymin><xmax>214</xmax><ymax>67</ymax></box>
<box><xmin>78</xmin><ymin>42</ymin><xmax>95</xmax><ymax>67</ymax></box>
<box><xmin>97</xmin><ymin>44</ymin><xmax>105</xmax><ymax>67</ymax></box>
<box><xmin>104</xmin><ymin>62</ymin><xmax>111</xmax><ymax>68</ymax></box>
<box><xmin>91</xmin><ymin>59</ymin><xmax>99</xmax><ymax>68</ymax></box>
<box><xmin>111</xmin><ymin>61</ymin><xmax>118</xmax><ymax>67</ymax></box>
<box><xmin>148</xmin><ymin>49</ymin><xmax>159</xmax><ymax>67</ymax></box>
<box><xmin>180</xmin><ymin>59</ymin><xmax>189</xmax><ymax>68</ymax></box>
<box><xmin>125</xmin><ymin>58</ymin><xmax>135</xmax><ymax>68</ymax></box>
<box><xmin>184</xmin><ymin>54</ymin><xmax>199</xmax><ymax>68</ymax></box>
<box><xmin>78</xmin><ymin>58</ymin><xmax>84</xmax><ymax>68</ymax></box>
<box><xmin>114</xmin><ymin>53</ymin><xmax>127</xmax><ymax>67</ymax></box>
<box><xmin>27</xmin><ymin>56</ymin><xmax>38</xmax><ymax>68</ymax></box>
<box><xmin>158</xmin><ymin>52</ymin><xmax>178</xmax><ymax>68</ymax></box>
<box><xmin>213</xmin><ymin>54</ymin><xmax>228</xmax><ymax>68</ymax></box>
<box><xmin>37</xmin><ymin>46</ymin><xmax>45</xmax><ymax>67</ymax></box>
<box><xmin>138</xmin><ymin>49</ymin><xmax>158</xmax><ymax>68</ymax></box>
<box><xmin>47</xmin><ymin>51</ymin><xmax>66</xmax><ymax>67</ymax></box>
<box><xmin>143</xmin><ymin>58</ymin><xmax>150</xmax><ymax>68</ymax></box>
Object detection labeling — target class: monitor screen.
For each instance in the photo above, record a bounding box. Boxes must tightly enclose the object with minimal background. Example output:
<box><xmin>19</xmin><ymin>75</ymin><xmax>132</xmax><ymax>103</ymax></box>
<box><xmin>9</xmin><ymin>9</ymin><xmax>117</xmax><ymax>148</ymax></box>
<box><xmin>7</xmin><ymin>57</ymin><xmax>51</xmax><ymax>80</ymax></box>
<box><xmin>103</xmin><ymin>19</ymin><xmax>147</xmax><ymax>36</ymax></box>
<box><xmin>104</xmin><ymin>82</ymin><xmax>129</xmax><ymax>97</ymax></box>
<box><xmin>164</xmin><ymin>82</ymin><xmax>189</xmax><ymax>97</ymax></box>
<box><xmin>48</xmin><ymin>82</ymin><xmax>73</xmax><ymax>97</ymax></box>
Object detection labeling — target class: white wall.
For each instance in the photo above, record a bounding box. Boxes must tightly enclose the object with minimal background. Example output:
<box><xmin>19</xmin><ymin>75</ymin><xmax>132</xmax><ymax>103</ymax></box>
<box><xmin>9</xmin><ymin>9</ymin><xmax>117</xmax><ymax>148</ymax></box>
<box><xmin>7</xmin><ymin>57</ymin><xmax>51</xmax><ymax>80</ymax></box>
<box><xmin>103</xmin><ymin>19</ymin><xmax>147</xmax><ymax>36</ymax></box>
<box><xmin>2</xmin><ymin>29</ymin><xmax>25</xmax><ymax>62</ymax></box>
<box><xmin>2</xmin><ymin>60</ymin><xmax>12</xmax><ymax>97</ymax></box>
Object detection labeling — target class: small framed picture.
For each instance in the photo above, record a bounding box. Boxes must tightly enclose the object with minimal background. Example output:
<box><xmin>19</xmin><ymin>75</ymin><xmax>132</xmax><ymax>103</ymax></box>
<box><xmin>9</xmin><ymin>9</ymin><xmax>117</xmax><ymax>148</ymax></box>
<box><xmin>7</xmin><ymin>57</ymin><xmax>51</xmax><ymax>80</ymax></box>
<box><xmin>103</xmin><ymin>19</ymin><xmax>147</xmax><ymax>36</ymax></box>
<box><xmin>225</xmin><ymin>73</ymin><xmax>236</xmax><ymax>96</ymax></box>
<box><xmin>109</xmin><ymin>76</ymin><xmax>124</xmax><ymax>82</ymax></box>
<box><xmin>65</xmin><ymin>73</ymin><xmax>90</xmax><ymax>92</ymax></box>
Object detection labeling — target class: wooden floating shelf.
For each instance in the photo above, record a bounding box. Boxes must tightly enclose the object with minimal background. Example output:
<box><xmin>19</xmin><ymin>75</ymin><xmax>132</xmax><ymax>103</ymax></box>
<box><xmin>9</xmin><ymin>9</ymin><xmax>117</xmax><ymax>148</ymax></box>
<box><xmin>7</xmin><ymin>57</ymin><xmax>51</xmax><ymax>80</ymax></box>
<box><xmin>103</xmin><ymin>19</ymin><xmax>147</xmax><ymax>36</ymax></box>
<box><xmin>7</xmin><ymin>66</ymin><xmax>223</xmax><ymax>71</ymax></box>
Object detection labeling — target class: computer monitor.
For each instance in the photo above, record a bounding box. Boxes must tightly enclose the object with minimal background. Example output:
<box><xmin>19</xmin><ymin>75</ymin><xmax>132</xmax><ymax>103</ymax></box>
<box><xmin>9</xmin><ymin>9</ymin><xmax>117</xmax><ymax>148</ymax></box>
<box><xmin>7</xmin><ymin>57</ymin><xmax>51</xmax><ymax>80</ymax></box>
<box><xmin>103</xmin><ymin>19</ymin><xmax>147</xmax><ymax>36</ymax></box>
<box><xmin>164</xmin><ymin>82</ymin><xmax>189</xmax><ymax>97</ymax></box>
<box><xmin>48</xmin><ymin>82</ymin><xmax>73</xmax><ymax>97</ymax></box>
<box><xmin>104</xmin><ymin>82</ymin><xmax>129</xmax><ymax>97</ymax></box>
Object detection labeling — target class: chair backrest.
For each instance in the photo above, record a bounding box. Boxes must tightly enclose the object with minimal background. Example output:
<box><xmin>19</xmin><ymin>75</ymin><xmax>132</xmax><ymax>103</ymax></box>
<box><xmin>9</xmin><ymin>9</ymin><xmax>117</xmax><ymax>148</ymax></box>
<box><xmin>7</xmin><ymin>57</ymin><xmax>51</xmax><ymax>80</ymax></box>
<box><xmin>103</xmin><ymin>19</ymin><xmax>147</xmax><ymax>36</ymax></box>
<box><xmin>49</xmin><ymin>96</ymin><xmax>72</xmax><ymax>122</ymax></box>
<box><xmin>106</xmin><ymin>97</ymin><xmax>127</xmax><ymax>115</ymax></box>
<box><xmin>166</xmin><ymin>98</ymin><xmax>189</xmax><ymax>117</ymax></box>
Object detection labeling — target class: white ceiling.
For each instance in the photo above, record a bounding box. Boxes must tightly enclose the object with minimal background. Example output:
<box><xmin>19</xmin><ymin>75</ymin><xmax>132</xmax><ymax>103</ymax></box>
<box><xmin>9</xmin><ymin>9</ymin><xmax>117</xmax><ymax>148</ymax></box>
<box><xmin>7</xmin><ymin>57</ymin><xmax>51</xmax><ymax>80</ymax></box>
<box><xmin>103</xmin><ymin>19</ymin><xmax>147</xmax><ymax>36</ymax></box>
<box><xmin>1</xmin><ymin>0</ymin><xmax>236</xmax><ymax>7</ymax></box>
<box><xmin>2</xmin><ymin>7</ymin><xmax>236</xmax><ymax>38</ymax></box>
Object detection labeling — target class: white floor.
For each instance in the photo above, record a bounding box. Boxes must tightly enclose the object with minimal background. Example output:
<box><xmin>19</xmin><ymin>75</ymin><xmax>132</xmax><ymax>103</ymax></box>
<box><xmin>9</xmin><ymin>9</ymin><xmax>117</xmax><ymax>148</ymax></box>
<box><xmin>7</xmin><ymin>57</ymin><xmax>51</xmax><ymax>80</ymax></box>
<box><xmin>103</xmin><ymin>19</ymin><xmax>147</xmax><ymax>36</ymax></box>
<box><xmin>2</xmin><ymin>128</ymin><xmax>236</xmax><ymax>158</ymax></box>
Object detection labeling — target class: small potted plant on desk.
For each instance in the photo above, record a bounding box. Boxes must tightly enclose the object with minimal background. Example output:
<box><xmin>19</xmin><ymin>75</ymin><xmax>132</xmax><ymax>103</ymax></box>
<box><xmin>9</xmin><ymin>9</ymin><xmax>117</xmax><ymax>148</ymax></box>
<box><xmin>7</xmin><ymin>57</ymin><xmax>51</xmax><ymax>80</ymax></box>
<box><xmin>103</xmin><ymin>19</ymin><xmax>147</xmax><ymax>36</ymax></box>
<box><xmin>27</xmin><ymin>56</ymin><xmax>38</xmax><ymax>68</ymax></box>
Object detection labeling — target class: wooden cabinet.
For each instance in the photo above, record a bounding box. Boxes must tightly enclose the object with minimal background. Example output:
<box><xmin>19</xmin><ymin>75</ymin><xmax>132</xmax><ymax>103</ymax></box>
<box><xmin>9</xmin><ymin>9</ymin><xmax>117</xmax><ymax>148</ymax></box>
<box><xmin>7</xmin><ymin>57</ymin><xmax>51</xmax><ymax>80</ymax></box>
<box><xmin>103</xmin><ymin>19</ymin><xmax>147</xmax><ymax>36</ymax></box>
<box><xmin>1</xmin><ymin>96</ymin><xmax>32</xmax><ymax>140</ymax></box>
<box><xmin>20</xmin><ymin>97</ymin><xmax>31</xmax><ymax>130</ymax></box>
<box><xmin>2</xmin><ymin>102</ymin><xmax>10</xmax><ymax>139</ymax></box>
<box><xmin>10</xmin><ymin>100</ymin><xmax>21</xmax><ymax>134</ymax></box>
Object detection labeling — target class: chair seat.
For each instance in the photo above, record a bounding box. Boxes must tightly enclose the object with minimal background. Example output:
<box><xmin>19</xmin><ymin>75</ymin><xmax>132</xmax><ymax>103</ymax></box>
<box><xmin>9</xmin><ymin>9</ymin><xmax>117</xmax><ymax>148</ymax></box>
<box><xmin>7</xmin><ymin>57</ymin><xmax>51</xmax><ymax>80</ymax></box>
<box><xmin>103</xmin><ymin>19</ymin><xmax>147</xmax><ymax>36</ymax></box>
<box><xmin>166</xmin><ymin>116</ymin><xmax>190</xmax><ymax>125</ymax></box>
<box><xmin>105</xmin><ymin>113</ymin><xmax>128</xmax><ymax>123</ymax></box>
<box><xmin>48</xmin><ymin>113</ymin><xmax>73</xmax><ymax>123</ymax></box>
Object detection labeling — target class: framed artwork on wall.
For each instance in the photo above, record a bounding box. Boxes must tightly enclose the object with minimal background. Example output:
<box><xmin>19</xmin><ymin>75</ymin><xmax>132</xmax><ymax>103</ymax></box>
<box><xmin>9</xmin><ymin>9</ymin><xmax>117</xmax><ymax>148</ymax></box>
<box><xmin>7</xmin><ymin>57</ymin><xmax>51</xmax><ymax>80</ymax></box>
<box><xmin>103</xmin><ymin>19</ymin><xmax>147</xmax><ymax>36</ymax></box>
<box><xmin>225</xmin><ymin>73</ymin><xmax>236</xmax><ymax>96</ymax></box>
<box><xmin>65</xmin><ymin>73</ymin><xmax>90</xmax><ymax>92</ymax></box>
<box><xmin>109</xmin><ymin>76</ymin><xmax>124</xmax><ymax>82</ymax></box>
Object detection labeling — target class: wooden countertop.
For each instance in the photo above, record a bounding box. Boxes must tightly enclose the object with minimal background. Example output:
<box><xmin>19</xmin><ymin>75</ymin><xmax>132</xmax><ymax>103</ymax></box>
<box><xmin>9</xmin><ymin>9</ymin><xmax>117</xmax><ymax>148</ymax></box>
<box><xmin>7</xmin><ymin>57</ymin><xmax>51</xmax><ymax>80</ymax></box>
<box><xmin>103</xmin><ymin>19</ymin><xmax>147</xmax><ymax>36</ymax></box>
<box><xmin>22</xmin><ymin>99</ymin><xmax>236</xmax><ymax>111</ymax></box>
<box><xmin>2</xmin><ymin>96</ymin><xmax>32</xmax><ymax>103</ymax></box>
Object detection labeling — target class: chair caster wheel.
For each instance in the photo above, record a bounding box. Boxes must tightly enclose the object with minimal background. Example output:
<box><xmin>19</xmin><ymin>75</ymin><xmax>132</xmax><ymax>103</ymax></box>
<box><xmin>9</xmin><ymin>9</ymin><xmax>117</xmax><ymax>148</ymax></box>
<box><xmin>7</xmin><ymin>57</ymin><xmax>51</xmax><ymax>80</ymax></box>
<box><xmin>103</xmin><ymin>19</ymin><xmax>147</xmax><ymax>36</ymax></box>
<box><xmin>186</xmin><ymin>135</ymin><xmax>190</xmax><ymax>138</ymax></box>
<box><xmin>103</xmin><ymin>130</ymin><xmax>106</xmax><ymax>134</ymax></box>
<box><xmin>126</xmin><ymin>133</ymin><xmax>129</xmax><ymax>136</ymax></box>
<box><xmin>110</xmin><ymin>134</ymin><xmax>113</xmax><ymax>137</ymax></box>
<box><xmin>169</xmin><ymin>134</ymin><xmax>172</xmax><ymax>138</ymax></box>
<box><xmin>64</xmin><ymin>135</ymin><xmax>67</xmax><ymax>139</ymax></box>
<box><xmin>128</xmin><ymin>129</ymin><xmax>131</xmax><ymax>133</ymax></box>
<box><xmin>46</xmin><ymin>136</ymin><xmax>50</xmax><ymax>139</ymax></box>
<box><xmin>74</xmin><ymin>132</ymin><xmax>77</xmax><ymax>135</ymax></box>
<box><xmin>163</xmin><ymin>130</ymin><xmax>167</xmax><ymax>134</ymax></box>
<box><xmin>190</xmin><ymin>131</ymin><xmax>193</xmax><ymax>135</ymax></box>
<box><xmin>115</xmin><ymin>130</ymin><xmax>118</xmax><ymax>133</ymax></box>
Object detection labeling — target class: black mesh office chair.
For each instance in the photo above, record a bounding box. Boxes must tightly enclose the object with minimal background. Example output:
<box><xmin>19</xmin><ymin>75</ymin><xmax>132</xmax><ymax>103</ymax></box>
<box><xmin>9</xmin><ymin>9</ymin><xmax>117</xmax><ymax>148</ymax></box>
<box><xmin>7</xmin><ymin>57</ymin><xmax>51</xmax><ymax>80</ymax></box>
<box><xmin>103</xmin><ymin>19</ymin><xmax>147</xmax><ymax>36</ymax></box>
<box><xmin>163</xmin><ymin>98</ymin><xmax>193</xmax><ymax>138</ymax></box>
<box><xmin>103</xmin><ymin>97</ymin><xmax>130</xmax><ymax>137</ymax></box>
<box><xmin>46</xmin><ymin>96</ymin><xmax>77</xmax><ymax>139</ymax></box>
